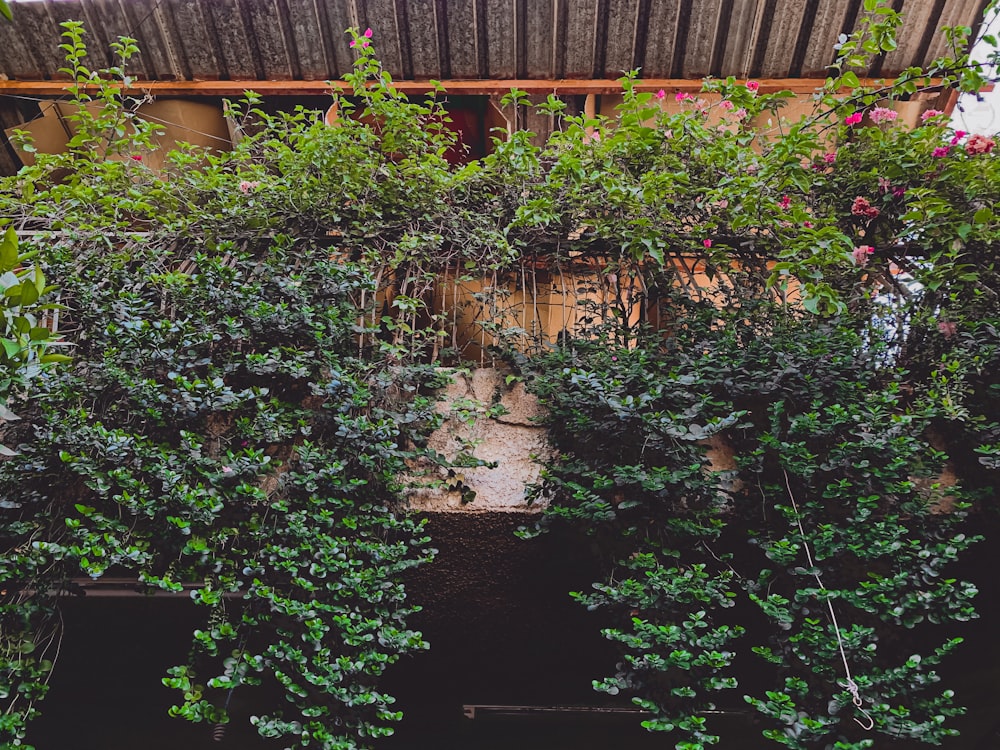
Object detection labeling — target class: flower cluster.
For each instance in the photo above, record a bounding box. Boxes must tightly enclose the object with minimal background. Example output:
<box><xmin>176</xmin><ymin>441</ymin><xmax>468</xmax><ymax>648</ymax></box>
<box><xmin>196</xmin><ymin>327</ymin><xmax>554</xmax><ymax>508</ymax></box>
<box><xmin>869</xmin><ymin>107</ymin><xmax>898</xmax><ymax>124</ymax></box>
<box><xmin>920</xmin><ymin>109</ymin><xmax>944</xmax><ymax>122</ymax></box>
<box><xmin>965</xmin><ymin>134</ymin><xmax>996</xmax><ymax>155</ymax></box>
<box><xmin>350</xmin><ymin>27</ymin><xmax>373</xmax><ymax>48</ymax></box>
<box><xmin>851</xmin><ymin>196</ymin><xmax>880</xmax><ymax>219</ymax></box>
<box><xmin>852</xmin><ymin>245</ymin><xmax>875</xmax><ymax>265</ymax></box>
<box><xmin>239</xmin><ymin>180</ymin><xmax>261</xmax><ymax>194</ymax></box>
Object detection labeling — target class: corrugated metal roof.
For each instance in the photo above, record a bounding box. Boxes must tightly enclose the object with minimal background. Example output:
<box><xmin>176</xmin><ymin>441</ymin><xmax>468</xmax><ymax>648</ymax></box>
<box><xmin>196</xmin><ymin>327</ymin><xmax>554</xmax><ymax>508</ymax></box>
<box><xmin>0</xmin><ymin>0</ymin><xmax>989</xmax><ymax>85</ymax></box>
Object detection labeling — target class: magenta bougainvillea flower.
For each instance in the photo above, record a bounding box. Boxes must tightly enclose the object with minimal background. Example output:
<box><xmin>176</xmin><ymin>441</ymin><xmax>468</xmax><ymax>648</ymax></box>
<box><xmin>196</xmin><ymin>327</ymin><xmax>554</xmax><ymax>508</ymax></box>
<box><xmin>938</xmin><ymin>321</ymin><xmax>958</xmax><ymax>338</ymax></box>
<box><xmin>933</xmin><ymin>146</ymin><xmax>949</xmax><ymax>158</ymax></box>
<box><xmin>655</xmin><ymin>89</ymin><xmax>666</xmax><ymax>100</ymax></box>
<box><xmin>844</xmin><ymin>112</ymin><xmax>863</xmax><ymax>126</ymax></box>
<box><xmin>746</xmin><ymin>80</ymin><xmax>760</xmax><ymax>92</ymax></box>
<box><xmin>703</xmin><ymin>239</ymin><xmax>713</xmax><ymax>248</ymax></box>
<box><xmin>920</xmin><ymin>109</ymin><xmax>943</xmax><ymax>122</ymax></box>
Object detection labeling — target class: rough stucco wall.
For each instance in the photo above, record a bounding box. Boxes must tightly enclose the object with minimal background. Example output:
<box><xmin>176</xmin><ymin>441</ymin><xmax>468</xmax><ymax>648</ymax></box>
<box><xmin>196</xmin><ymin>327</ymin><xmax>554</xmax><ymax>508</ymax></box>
<box><xmin>408</xmin><ymin>368</ymin><xmax>552</xmax><ymax>513</ymax></box>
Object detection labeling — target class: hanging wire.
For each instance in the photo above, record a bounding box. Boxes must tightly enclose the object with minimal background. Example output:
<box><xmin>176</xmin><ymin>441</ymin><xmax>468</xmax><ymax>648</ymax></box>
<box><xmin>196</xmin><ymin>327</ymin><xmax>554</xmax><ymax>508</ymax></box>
<box><xmin>782</xmin><ymin>469</ymin><xmax>875</xmax><ymax>732</ymax></box>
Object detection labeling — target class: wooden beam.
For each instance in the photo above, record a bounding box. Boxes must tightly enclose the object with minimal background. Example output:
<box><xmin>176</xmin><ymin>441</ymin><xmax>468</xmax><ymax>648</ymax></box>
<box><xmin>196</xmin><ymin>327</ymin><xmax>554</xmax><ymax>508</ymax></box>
<box><xmin>0</xmin><ymin>77</ymin><xmax>949</xmax><ymax>97</ymax></box>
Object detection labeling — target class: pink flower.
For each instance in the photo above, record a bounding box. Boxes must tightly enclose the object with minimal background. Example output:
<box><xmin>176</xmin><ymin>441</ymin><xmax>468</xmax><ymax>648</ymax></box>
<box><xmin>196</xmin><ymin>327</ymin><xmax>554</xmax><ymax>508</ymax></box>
<box><xmin>852</xmin><ymin>245</ymin><xmax>874</xmax><ymax>265</ymax></box>
<box><xmin>851</xmin><ymin>196</ymin><xmax>880</xmax><ymax>219</ymax></box>
<box><xmin>950</xmin><ymin>130</ymin><xmax>967</xmax><ymax>145</ymax></box>
<box><xmin>869</xmin><ymin>107</ymin><xmax>898</xmax><ymax>124</ymax></box>
<box><xmin>746</xmin><ymin>80</ymin><xmax>760</xmax><ymax>92</ymax></box>
<box><xmin>239</xmin><ymin>180</ymin><xmax>260</xmax><ymax>193</ymax></box>
<box><xmin>362</xmin><ymin>40</ymin><xmax>370</xmax><ymax>48</ymax></box>
<box><xmin>720</xmin><ymin>100</ymin><xmax>734</xmax><ymax>111</ymax></box>
<box><xmin>920</xmin><ymin>109</ymin><xmax>943</xmax><ymax>122</ymax></box>
<box><xmin>363</xmin><ymin>27</ymin><xmax>373</xmax><ymax>38</ymax></box>
<box><xmin>655</xmin><ymin>89</ymin><xmax>666</xmax><ymax>100</ymax></box>
<box><xmin>779</xmin><ymin>194</ymin><xmax>791</xmax><ymax>210</ymax></box>
<box><xmin>675</xmin><ymin>91</ymin><xmax>691</xmax><ymax>102</ymax></box>
<box><xmin>932</xmin><ymin>146</ymin><xmax>949</xmax><ymax>158</ymax></box>
<box><xmin>733</xmin><ymin>108</ymin><xmax>747</xmax><ymax>120</ymax></box>
<box><xmin>703</xmin><ymin>239</ymin><xmax>713</xmax><ymax>248</ymax></box>
<box><xmin>965</xmin><ymin>134</ymin><xmax>996</xmax><ymax>155</ymax></box>
<box><xmin>823</xmin><ymin>152</ymin><xmax>837</xmax><ymax>163</ymax></box>
<box><xmin>131</xmin><ymin>154</ymin><xmax>142</xmax><ymax>161</ymax></box>
<box><xmin>892</xmin><ymin>187</ymin><xmax>906</xmax><ymax>198</ymax></box>
<box><xmin>937</xmin><ymin>320</ymin><xmax>957</xmax><ymax>338</ymax></box>
<box><xmin>845</xmin><ymin>112</ymin><xmax>864</xmax><ymax>126</ymax></box>
<box><xmin>221</xmin><ymin>466</ymin><xmax>233</xmax><ymax>473</ymax></box>
<box><xmin>350</xmin><ymin>39</ymin><xmax>356</xmax><ymax>47</ymax></box>
<box><xmin>803</xmin><ymin>221</ymin><xmax>814</xmax><ymax>229</ymax></box>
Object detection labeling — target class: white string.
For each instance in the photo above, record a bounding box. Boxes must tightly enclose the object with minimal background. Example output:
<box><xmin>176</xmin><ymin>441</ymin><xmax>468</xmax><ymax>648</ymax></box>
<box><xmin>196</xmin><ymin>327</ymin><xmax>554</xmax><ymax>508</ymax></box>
<box><xmin>783</xmin><ymin>469</ymin><xmax>875</xmax><ymax>731</ymax></box>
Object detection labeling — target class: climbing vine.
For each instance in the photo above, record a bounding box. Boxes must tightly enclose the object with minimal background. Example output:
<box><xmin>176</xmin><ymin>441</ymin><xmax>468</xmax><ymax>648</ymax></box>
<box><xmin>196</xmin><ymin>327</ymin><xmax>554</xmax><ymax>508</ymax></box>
<box><xmin>1</xmin><ymin>3</ymin><xmax>1000</xmax><ymax>749</ymax></box>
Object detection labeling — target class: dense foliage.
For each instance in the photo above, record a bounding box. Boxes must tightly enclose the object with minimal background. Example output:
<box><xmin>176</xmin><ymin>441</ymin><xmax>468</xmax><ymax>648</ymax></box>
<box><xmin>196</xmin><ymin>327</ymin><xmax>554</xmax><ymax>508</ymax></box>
<box><xmin>1</xmin><ymin>3</ymin><xmax>1000</xmax><ymax>749</ymax></box>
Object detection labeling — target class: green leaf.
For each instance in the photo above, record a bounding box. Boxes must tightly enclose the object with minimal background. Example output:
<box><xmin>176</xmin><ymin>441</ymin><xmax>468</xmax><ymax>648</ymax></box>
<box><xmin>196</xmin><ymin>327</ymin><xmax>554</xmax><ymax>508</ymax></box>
<box><xmin>39</xmin><ymin>353</ymin><xmax>73</xmax><ymax>364</ymax></box>
<box><xmin>0</xmin><ymin>227</ymin><xmax>17</xmax><ymax>272</ymax></box>
<box><xmin>841</xmin><ymin>71</ymin><xmax>860</xmax><ymax>89</ymax></box>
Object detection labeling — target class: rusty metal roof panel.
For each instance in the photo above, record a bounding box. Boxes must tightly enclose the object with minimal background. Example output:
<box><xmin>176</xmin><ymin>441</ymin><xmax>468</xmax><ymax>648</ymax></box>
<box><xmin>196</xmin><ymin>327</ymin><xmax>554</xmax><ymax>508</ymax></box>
<box><xmin>0</xmin><ymin>0</ymin><xmax>989</xmax><ymax>85</ymax></box>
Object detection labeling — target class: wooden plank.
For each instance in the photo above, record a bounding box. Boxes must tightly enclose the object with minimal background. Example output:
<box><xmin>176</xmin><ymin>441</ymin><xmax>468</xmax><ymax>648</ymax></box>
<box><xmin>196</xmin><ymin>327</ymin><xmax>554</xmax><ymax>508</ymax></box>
<box><xmin>758</xmin><ymin>0</ymin><xmax>809</xmax><ymax>78</ymax></box>
<box><xmin>443</xmin><ymin>0</ymin><xmax>480</xmax><ymax>78</ymax></box>
<box><xmin>524</xmin><ymin>0</ymin><xmax>556</xmax><ymax>79</ymax></box>
<box><xmin>880</xmin><ymin>0</ymin><xmax>937</xmax><ymax>75</ymax></box>
<box><xmin>168</xmin><ymin>0</ymin><xmax>221</xmax><ymax>80</ymax></box>
<box><xmin>0</xmin><ymin>76</ymin><xmax>943</xmax><ymax>96</ymax></box>
<box><xmin>357</xmin><ymin>0</ymin><xmax>405</xmax><ymax>77</ymax></box>
<box><xmin>246</xmin><ymin>0</ymin><xmax>296</xmax><ymax>79</ymax></box>
<box><xmin>9</xmin><ymin>3</ymin><xmax>63</xmax><ymax>79</ymax></box>
<box><xmin>602</xmin><ymin>0</ymin><xmax>641</xmax><ymax>77</ymax></box>
<box><xmin>924</xmin><ymin>0</ymin><xmax>982</xmax><ymax>64</ymax></box>
<box><xmin>682</xmin><ymin>0</ymin><xmax>723</xmax><ymax>79</ymax></box>
<box><xmin>204</xmin><ymin>0</ymin><xmax>259</xmax><ymax>79</ymax></box>
<box><xmin>798</xmin><ymin>0</ymin><xmax>852</xmax><ymax>78</ymax></box>
<box><xmin>401</xmin><ymin>0</ymin><xmax>442</xmax><ymax>78</ymax></box>
<box><xmin>637</xmin><ymin>0</ymin><xmax>681</xmax><ymax>77</ymax></box>
<box><xmin>719</xmin><ymin>0</ymin><xmax>764</xmax><ymax>77</ymax></box>
<box><xmin>559</xmin><ymin>0</ymin><xmax>599</xmax><ymax>78</ymax></box>
<box><xmin>484</xmin><ymin>0</ymin><xmax>516</xmax><ymax>78</ymax></box>
<box><xmin>283</xmin><ymin>0</ymin><xmax>332</xmax><ymax>79</ymax></box>
<box><xmin>319</xmin><ymin>0</ymin><xmax>361</xmax><ymax>81</ymax></box>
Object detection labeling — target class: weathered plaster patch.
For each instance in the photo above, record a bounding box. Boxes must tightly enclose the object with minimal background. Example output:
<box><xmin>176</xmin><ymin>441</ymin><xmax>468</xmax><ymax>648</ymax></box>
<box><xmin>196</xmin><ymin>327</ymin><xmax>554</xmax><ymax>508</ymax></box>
<box><xmin>407</xmin><ymin>368</ymin><xmax>552</xmax><ymax>513</ymax></box>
